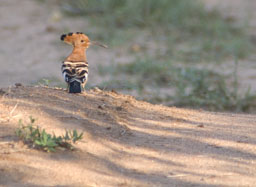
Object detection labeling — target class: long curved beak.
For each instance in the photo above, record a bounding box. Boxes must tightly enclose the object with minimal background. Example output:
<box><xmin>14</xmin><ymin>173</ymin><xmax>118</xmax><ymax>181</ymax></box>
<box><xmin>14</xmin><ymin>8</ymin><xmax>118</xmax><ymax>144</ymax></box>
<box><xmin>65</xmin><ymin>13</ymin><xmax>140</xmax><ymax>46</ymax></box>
<box><xmin>90</xmin><ymin>41</ymin><xmax>108</xmax><ymax>48</ymax></box>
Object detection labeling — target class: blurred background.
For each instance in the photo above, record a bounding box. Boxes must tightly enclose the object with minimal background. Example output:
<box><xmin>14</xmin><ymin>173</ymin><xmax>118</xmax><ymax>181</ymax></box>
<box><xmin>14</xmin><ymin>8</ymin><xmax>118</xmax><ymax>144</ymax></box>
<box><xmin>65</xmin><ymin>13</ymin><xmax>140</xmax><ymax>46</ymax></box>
<box><xmin>1</xmin><ymin>0</ymin><xmax>256</xmax><ymax>112</ymax></box>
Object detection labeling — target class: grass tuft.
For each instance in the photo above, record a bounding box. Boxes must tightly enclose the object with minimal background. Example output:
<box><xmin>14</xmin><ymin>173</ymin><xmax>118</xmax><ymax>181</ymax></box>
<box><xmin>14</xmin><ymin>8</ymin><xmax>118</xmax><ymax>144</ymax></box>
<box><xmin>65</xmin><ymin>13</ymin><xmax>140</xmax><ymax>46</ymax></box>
<box><xmin>16</xmin><ymin>116</ymin><xmax>83</xmax><ymax>152</ymax></box>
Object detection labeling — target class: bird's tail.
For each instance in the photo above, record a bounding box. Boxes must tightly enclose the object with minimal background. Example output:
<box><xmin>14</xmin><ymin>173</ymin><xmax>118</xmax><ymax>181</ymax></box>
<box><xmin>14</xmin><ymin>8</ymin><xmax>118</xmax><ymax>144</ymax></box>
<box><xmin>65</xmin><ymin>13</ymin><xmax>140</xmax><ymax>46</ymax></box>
<box><xmin>68</xmin><ymin>80</ymin><xmax>82</xmax><ymax>93</ymax></box>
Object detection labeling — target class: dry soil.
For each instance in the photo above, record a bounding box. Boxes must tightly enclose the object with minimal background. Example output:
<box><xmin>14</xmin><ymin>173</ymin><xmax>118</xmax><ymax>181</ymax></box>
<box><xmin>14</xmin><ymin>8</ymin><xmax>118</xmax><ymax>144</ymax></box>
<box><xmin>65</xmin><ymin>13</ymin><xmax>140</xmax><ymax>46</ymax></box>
<box><xmin>0</xmin><ymin>86</ymin><xmax>256</xmax><ymax>186</ymax></box>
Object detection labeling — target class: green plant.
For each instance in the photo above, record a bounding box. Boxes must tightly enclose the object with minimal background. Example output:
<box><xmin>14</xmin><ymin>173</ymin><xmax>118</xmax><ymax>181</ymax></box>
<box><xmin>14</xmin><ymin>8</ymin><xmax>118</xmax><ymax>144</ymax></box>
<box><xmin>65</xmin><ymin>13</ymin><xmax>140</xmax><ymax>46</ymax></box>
<box><xmin>98</xmin><ymin>58</ymin><xmax>256</xmax><ymax>112</ymax></box>
<box><xmin>16</xmin><ymin>117</ymin><xmax>83</xmax><ymax>152</ymax></box>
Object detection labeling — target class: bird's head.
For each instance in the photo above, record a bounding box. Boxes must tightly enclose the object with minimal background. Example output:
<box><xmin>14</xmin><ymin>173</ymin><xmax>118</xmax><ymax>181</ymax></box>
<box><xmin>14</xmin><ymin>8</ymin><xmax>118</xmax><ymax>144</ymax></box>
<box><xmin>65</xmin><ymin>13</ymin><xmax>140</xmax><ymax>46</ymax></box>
<box><xmin>60</xmin><ymin>32</ymin><xmax>108</xmax><ymax>49</ymax></box>
<box><xmin>61</xmin><ymin>32</ymin><xmax>90</xmax><ymax>49</ymax></box>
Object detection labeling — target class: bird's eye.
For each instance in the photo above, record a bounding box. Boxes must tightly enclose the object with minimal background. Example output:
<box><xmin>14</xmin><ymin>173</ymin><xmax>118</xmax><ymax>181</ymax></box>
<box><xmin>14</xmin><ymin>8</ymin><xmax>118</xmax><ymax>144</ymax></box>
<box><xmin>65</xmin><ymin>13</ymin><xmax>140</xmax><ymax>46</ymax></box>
<box><xmin>81</xmin><ymin>40</ymin><xmax>84</xmax><ymax>43</ymax></box>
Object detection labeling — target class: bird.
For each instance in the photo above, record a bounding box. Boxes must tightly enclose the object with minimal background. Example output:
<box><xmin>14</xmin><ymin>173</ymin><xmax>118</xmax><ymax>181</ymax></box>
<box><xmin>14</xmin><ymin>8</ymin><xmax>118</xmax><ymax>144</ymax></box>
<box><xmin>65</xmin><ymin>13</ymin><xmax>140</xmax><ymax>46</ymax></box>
<box><xmin>60</xmin><ymin>32</ymin><xmax>107</xmax><ymax>93</ymax></box>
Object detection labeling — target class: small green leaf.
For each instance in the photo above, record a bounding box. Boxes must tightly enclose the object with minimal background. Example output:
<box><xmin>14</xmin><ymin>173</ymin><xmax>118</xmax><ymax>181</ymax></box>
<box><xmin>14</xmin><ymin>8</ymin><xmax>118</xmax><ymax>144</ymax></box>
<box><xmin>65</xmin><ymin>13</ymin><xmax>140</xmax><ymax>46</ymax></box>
<box><xmin>78</xmin><ymin>132</ymin><xmax>83</xmax><ymax>139</ymax></box>
<box><xmin>73</xmin><ymin>130</ymin><xmax>78</xmax><ymax>138</ymax></box>
<box><xmin>29</xmin><ymin>116</ymin><xmax>35</xmax><ymax>124</ymax></box>
<box><xmin>35</xmin><ymin>140</ymin><xmax>42</xmax><ymax>145</ymax></box>
<box><xmin>64</xmin><ymin>130</ymin><xmax>70</xmax><ymax>140</ymax></box>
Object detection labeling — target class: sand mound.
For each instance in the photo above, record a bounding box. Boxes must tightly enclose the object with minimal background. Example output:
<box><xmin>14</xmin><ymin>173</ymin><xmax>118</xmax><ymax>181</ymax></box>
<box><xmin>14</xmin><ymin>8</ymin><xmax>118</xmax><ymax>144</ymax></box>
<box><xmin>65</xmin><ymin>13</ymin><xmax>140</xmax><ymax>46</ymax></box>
<box><xmin>0</xmin><ymin>86</ymin><xmax>256</xmax><ymax>186</ymax></box>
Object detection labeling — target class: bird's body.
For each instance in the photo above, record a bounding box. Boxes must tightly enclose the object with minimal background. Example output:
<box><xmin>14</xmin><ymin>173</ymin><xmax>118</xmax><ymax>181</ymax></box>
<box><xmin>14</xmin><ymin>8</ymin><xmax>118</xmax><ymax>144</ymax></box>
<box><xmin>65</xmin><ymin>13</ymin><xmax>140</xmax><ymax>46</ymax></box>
<box><xmin>60</xmin><ymin>32</ymin><xmax>107</xmax><ymax>93</ymax></box>
<box><xmin>60</xmin><ymin>32</ymin><xmax>90</xmax><ymax>93</ymax></box>
<box><xmin>61</xmin><ymin>60</ymin><xmax>88</xmax><ymax>93</ymax></box>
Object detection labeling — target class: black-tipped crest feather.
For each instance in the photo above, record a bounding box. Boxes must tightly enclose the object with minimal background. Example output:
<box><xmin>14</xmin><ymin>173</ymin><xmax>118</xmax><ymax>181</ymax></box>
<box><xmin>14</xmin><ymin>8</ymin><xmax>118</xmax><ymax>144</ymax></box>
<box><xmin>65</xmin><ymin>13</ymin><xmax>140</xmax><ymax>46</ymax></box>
<box><xmin>60</xmin><ymin>34</ymin><xmax>66</xmax><ymax>41</ymax></box>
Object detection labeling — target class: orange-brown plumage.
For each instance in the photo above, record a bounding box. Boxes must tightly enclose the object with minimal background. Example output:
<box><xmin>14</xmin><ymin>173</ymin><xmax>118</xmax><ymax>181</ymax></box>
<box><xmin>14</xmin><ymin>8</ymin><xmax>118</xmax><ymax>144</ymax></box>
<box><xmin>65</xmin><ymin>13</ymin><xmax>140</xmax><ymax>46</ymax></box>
<box><xmin>66</xmin><ymin>47</ymin><xmax>87</xmax><ymax>62</ymax></box>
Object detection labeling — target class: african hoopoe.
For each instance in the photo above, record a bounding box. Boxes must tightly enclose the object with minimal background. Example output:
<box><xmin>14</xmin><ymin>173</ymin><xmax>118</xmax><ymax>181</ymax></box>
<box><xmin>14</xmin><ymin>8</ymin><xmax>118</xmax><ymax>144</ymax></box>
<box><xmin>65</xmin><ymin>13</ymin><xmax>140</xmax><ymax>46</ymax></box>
<box><xmin>60</xmin><ymin>32</ymin><xmax>107</xmax><ymax>93</ymax></box>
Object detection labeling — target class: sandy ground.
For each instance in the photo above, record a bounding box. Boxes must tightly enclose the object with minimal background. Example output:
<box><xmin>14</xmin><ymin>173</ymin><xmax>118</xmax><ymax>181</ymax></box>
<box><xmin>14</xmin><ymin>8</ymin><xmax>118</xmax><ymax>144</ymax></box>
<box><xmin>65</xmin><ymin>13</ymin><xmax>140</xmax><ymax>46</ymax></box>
<box><xmin>0</xmin><ymin>86</ymin><xmax>256</xmax><ymax>186</ymax></box>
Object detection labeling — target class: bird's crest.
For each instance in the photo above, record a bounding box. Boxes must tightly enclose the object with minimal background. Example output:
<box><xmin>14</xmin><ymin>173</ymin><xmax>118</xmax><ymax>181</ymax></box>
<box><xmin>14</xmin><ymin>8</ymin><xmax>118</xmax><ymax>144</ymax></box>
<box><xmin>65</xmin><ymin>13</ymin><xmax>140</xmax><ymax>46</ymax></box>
<box><xmin>60</xmin><ymin>32</ymin><xmax>108</xmax><ymax>48</ymax></box>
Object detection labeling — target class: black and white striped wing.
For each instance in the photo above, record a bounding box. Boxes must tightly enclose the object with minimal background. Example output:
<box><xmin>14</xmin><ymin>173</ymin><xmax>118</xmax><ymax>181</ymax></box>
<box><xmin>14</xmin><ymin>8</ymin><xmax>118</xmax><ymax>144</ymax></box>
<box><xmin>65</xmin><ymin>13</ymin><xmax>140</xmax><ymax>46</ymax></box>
<box><xmin>62</xmin><ymin>61</ymin><xmax>89</xmax><ymax>83</ymax></box>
